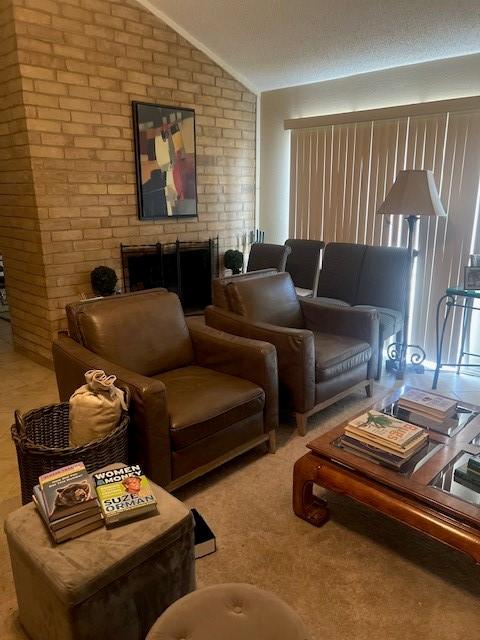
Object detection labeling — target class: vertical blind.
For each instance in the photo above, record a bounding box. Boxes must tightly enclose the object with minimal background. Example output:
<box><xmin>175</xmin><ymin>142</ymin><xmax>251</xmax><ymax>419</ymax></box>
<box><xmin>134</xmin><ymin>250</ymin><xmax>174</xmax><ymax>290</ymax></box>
<box><xmin>289</xmin><ymin>106</ymin><xmax>480</xmax><ymax>363</ymax></box>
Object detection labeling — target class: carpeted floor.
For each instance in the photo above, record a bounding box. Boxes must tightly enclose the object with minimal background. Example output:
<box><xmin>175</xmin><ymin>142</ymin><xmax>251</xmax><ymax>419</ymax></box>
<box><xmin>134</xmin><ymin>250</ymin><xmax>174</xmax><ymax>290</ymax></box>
<box><xmin>1</xmin><ymin>384</ymin><xmax>479</xmax><ymax>640</ymax></box>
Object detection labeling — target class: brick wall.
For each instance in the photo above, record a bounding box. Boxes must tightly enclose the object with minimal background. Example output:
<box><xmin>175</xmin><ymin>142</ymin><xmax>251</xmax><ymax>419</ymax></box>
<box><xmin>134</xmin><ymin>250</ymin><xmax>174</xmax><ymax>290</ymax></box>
<box><xmin>0</xmin><ymin>0</ymin><xmax>256</xmax><ymax>364</ymax></box>
<box><xmin>0</xmin><ymin>1</ymin><xmax>54</xmax><ymax>362</ymax></box>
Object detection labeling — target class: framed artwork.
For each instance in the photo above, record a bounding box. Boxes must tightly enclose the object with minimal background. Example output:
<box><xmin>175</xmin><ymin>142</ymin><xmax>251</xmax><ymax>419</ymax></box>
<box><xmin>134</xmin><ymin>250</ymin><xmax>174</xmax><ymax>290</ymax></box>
<box><xmin>132</xmin><ymin>101</ymin><xmax>197</xmax><ymax>220</ymax></box>
<box><xmin>464</xmin><ymin>266</ymin><xmax>480</xmax><ymax>290</ymax></box>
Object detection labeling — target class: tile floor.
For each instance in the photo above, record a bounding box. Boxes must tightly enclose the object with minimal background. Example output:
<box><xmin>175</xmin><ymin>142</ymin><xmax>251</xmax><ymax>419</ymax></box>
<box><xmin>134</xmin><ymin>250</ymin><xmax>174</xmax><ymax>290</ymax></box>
<box><xmin>0</xmin><ymin>322</ymin><xmax>58</xmax><ymax>503</ymax></box>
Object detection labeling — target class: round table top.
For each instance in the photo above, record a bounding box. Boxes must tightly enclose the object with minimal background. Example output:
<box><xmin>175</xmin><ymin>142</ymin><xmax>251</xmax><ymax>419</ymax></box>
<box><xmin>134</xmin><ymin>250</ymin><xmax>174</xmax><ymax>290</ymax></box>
<box><xmin>446</xmin><ymin>286</ymin><xmax>480</xmax><ymax>298</ymax></box>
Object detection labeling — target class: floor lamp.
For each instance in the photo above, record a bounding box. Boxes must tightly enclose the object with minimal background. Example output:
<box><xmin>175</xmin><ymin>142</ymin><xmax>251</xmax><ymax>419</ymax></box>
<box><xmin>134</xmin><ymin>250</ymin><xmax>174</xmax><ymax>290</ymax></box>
<box><xmin>377</xmin><ymin>169</ymin><xmax>447</xmax><ymax>379</ymax></box>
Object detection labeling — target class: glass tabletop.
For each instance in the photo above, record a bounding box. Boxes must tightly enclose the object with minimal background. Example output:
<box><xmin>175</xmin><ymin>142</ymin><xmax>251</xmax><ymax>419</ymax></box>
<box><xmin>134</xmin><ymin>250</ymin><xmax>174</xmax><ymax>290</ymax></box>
<box><xmin>471</xmin><ymin>433</ymin><xmax>480</xmax><ymax>446</ymax></box>
<box><xmin>430</xmin><ymin>451</ymin><xmax>480</xmax><ymax>508</ymax></box>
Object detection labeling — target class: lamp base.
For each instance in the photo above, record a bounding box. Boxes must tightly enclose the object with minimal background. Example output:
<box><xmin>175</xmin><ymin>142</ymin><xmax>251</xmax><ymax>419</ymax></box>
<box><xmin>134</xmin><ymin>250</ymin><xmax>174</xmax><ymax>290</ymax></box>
<box><xmin>385</xmin><ymin>342</ymin><xmax>426</xmax><ymax>380</ymax></box>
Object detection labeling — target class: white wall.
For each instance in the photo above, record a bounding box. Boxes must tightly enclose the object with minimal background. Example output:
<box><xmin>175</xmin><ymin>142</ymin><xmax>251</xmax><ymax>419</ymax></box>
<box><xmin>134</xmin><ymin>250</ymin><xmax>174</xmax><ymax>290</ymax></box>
<box><xmin>259</xmin><ymin>53</ymin><xmax>480</xmax><ymax>243</ymax></box>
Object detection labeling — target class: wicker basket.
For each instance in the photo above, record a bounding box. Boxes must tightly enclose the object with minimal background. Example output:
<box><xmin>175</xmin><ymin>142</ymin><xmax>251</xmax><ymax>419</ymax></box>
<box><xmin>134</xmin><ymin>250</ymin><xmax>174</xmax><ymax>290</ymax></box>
<box><xmin>11</xmin><ymin>401</ymin><xmax>130</xmax><ymax>505</ymax></box>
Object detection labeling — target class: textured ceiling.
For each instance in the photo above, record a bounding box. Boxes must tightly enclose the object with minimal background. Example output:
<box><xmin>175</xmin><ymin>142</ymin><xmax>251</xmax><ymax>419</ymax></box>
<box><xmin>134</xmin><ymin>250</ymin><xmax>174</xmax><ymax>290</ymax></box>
<box><xmin>139</xmin><ymin>0</ymin><xmax>480</xmax><ymax>92</ymax></box>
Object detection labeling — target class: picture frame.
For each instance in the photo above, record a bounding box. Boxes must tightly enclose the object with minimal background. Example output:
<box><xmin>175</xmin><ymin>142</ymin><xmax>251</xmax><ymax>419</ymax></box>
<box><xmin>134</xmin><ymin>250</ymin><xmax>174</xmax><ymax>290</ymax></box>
<box><xmin>464</xmin><ymin>266</ymin><xmax>480</xmax><ymax>290</ymax></box>
<box><xmin>132</xmin><ymin>101</ymin><xmax>198</xmax><ymax>220</ymax></box>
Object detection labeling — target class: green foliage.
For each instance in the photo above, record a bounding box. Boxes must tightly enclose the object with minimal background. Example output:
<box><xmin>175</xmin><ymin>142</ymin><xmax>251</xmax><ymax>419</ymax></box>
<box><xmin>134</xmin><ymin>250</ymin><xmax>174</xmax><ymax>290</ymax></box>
<box><xmin>223</xmin><ymin>249</ymin><xmax>244</xmax><ymax>275</ymax></box>
<box><xmin>91</xmin><ymin>266</ymin><xmax>118</xmax><ymax>297</ymax></box>
<box><xmin>365</xmin><ymin>412</ymin><xmax>392</xmax><ymax>428</ymax></box>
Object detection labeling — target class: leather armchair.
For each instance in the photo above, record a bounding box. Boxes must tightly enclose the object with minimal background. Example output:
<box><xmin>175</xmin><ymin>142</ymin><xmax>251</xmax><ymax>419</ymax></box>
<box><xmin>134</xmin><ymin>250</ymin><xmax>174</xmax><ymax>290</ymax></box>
<box><xmin>315</xmin><ymin>242</ymin><xmax>410</xmax><ymax>378</ymax></box>
<box><xmin>205</xmin><ymin>273</ymin><xmax>379</xmax><ymax>435</ymax></box>
<box><xmin>53</xmin><ymin>289</ymin><xmax>278</xmax><ymax>490</ymax></box>
<box><xmin>212</xmin><ymin>268</ymin><xmax>277</xmax><ymax>309</ymax></box>
<box><xmin>212</xmin><ymin>244</ymin><xmax>291</xmax><ymax>308</ymax></box>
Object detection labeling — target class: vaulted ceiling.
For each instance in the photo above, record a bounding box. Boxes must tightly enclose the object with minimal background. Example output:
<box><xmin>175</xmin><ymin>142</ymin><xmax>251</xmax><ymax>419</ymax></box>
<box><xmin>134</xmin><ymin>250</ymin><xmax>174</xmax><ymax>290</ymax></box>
<box><xmin>139</xmin><ymin>0</ymin><xmax>480</xmax><ymax>92</ymax></box>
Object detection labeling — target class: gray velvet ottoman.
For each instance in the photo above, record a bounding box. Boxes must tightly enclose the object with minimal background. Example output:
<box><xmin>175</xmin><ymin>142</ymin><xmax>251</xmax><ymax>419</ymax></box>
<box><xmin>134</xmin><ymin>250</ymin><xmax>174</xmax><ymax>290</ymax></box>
<box><xmin>146</xmin><ymin>583</ymin><xmax>312</xmax><ymax>639</ymax></box>
<box><xmin>4</xmin><ymin>482</ymin><xmax>195</xmax><ymax>640</ymax></box>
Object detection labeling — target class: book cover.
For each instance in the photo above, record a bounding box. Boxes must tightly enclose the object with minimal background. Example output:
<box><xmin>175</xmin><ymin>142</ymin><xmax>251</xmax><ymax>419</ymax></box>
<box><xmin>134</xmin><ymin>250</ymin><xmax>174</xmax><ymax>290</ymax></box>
<box><xmin>347</xmin><ymin>411</ymin><xmax>424</xmax><ymax>448</ymax></box>
<box><xmin>191</xmin><ymin>508</ymin><xmax>216</xmax><ymax>559</ymax></box>
<box><xmin>454</xmin><ymin>469</ymin><xmax>480</xmax><ymax>493</ymax></box>
<box><xmin>340</xmin><ymin>435</ymin><xmax>407</xmax><ymax>468</ymax></box>
<box><xmin>466</xmin><ymin>465</ymin><xmax>480</xmax><ymax>478</ymax></box>
<box><xmin>343</xmin><ymin>429</ymin><xmax>427</xmax><ymax>456</ymax></box>
<box><xmin>395</xmin><ymin>406</ymin><xmax>457</xmax><ymax>434</ymax></box>
<box><xmin>92</xmin><ymin>464</ymin><xmax>157</xmax><ymax>525</ymax></box>
<box><xmin>340</xmin><ymin>433</ymin><xmax>428</xmax><ymax>465</ymax></box>
<box><xmin>398</xmin><ymin>401</ymin><xmax>456</xmax><ymax>420</ymax></box>
<box><xmin>398</xmin><ymin>389</ymin><xmax>457</xmax><ymax>417</ymax></box>
<box><xmin>467</xmin><ymin>455</ymin><xmax>480</xmax><ymax>473</ymax></box>
<box><xmin>454</xmin><ymin>464</ymin><xmax>480</xmax><ymax>488</ymax></box>
<box><xmin>39</xmin><ymin>463</ymin><xmax>98</xmax><ymax>522</ymax></box>
<box><xmin>52</xmin><ymin>515</ymin><xmax>104</xmax><ymax>544</ymax></box>
<box><xmin>33</xmin><ymin>485</ymin><xmax>101</xmax><ymax>532</ymax></box>
<box><xmin>33</xmin><ymin>496</ymin><xmax>103</xmax><ymax>542</ymax></box>
<box><xmin>344</xmin><ymin>427</ymin><xmax>427</xmax><ymax>455</ymax></box>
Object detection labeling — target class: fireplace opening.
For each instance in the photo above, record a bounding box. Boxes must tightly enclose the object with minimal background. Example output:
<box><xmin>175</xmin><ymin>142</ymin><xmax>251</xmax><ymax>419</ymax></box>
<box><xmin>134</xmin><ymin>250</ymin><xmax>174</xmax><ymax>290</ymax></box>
<box><xmin>121</xmin><ymin>238</ymin><xmax>218</xmax><ymax>314</ymax></box>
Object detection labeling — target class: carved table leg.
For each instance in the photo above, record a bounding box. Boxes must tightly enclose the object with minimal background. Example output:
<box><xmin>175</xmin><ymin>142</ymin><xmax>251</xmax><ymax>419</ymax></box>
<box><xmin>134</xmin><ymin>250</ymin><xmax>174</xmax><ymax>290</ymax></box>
<box><xmin>292</xmin><ymin>453</ymin><xmax>329</xmax><ymax>526</ymax></box>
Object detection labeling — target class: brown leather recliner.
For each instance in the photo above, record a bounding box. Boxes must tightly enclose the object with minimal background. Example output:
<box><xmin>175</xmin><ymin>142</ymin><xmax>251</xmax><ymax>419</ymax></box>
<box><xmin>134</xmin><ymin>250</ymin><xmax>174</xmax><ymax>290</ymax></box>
<box><xmin>315</xmin><ymin>242</ymin><xmax>410</xmax><ymax>379</ymax></box>
<box><xmin>212</xmin><ymin>244</ymin><xmax>291</xmax><ymax>307</ymax></box>
<box><xmin>212</xmin><ymin>268</ymin><xmax>278</xmax><ymax>309</ymax></box>
<box><xmin>52</xmin><ymin>289</ymin><xmax>278</xmax><ymax>490</ymax></box>
<box><xmin>205</xmin><ymin>273</ymin><xmax>379</xmax><ymax>435</ymax></box>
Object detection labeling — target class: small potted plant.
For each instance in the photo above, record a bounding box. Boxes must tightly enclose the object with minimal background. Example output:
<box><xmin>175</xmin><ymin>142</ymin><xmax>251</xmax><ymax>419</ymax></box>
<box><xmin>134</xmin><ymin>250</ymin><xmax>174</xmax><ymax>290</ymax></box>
<box><xmin>223</xmin><ymin>249</ymin><xmax>244</xmax><ymax>275</ymax></box>
<box><xmin>90</xmin><ymin>266</ymin><xmax>118</xmax><ymax>297</ymax></box>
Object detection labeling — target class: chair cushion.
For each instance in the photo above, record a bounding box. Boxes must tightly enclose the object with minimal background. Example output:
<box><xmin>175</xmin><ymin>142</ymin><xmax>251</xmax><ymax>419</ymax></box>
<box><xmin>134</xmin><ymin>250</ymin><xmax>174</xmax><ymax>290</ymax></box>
<box><xmin>313</xmin><ymin>332</ymin><xmax>372</xmax><ymax>382</ymax></box>
<box><xmin>146</xmin><ymin>583</ymin><xmax>312</xmax><ymax>640</ymax></box>
<box><xmin>66</xmin><ymin>289</ymin><xmax>194</xmax><ymax>377</ymax></box>
<box><xmin>295</xmin><ymin>287</ymin><xmax>313</xmax><ymax>297</ymax></box>
<box><xmin>155</xmin><ymin>366</ymin><xmax>265</xmax><ymax>450</ymax></box>
<box><xmin>226</xmin><ymin>272</ymin><xmax>304</xmax><ymax>328</ymax></box>
<box><xmin>354</xmin><ymin>305</ymin><xmax>403</xmax><ymax>340</ymax></box>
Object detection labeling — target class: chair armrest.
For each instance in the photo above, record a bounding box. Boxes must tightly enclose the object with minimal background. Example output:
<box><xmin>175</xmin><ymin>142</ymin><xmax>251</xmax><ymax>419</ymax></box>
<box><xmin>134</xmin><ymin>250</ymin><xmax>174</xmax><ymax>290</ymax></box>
<box><xmin>300</xmin><ymin>298</ymin><xmax>379</xmax><ymax>340</ymax></box>
<box><xmin>205</xmin><ymin>306</ymin><xmax>315</xmax><ymax>414</ymax></box>
<box><xmin>52</xmin><ymin>334</ymin><xmax>172</xmax><ymax>487</ymax></box>
<box><xmin>187</xmin><ymin>320</ymin><xmax>278</xmax><ymax>433</ymax></box>
<box><xmin>300</xmin><ymin>298</ymin><xmax>379</xmax><ymax>377</ymax></box>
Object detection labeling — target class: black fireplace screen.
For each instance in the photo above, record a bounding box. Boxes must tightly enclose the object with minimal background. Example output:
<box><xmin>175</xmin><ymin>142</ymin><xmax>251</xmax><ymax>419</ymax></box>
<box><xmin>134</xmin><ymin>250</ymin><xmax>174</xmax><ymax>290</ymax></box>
<box><xmin>121</xmin><ymin>238</ymin><xmax>218</xmax><ymax>313</ymax></box>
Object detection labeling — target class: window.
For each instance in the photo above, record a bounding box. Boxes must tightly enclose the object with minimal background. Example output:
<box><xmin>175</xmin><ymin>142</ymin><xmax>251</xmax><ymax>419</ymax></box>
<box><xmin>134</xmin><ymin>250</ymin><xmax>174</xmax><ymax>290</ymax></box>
<box><xmin>288</xmin><ymin>99</ymin><xmax>480</xmax><ymax>362</ymax></box>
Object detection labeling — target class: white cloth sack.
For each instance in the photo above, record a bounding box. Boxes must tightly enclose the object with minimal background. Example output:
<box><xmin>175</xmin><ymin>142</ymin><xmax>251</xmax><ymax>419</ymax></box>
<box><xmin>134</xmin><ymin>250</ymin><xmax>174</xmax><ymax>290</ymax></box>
<box><xmin>69</xmin><ymin>370</ymin><xmax>127</xmax><ymax>447</ymax></box>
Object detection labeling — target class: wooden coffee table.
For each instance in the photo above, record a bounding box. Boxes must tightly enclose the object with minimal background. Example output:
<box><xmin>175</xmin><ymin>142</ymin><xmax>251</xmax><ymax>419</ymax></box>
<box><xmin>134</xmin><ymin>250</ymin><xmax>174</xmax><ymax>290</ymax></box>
<box><xmin>293</xmin><ymin>387</ymin><xmax>480</xmax><ymax>563</ymax></box>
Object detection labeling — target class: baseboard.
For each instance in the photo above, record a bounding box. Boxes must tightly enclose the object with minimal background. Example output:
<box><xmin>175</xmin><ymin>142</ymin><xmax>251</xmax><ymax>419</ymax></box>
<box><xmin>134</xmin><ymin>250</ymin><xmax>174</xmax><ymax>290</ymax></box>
<box><xmin>13</xmin><ymin>343</ymin><xmax>54</xmax><ymax>370</ymax></box>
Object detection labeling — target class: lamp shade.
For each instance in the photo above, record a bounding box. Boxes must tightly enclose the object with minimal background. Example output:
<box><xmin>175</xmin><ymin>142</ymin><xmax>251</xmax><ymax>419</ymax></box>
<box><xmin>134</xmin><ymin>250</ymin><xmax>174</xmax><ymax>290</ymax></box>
<box><xmin>377</xmin><ymin>170</ymin><xmax>446</xmax><ymax>217</ymax></box>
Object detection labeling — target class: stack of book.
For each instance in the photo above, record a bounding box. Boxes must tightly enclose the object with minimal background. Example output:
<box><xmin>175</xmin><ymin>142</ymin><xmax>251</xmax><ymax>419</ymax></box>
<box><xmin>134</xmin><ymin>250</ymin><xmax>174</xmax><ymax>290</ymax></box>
<box><xmin>397</xmin><ymin>388</ymin><xmax>457</xmax><ymax>431</ymax></box>
<box><xmin>33</xmin><ymin>462</ymin><xmax>102</xmax><ymax>543</ymax></box>
<box><xmin>92</xmin><ymin>464</ymin><xmax>158</xmax><ymax>526</ymax></box>
<box><xmin>340</xmin><ymin>410</ymin><xmax>428</xmax><ymax>470</ymax></box>
<box><xmin>454</xmin><ymin>456</ymin><xmax>480</xmax><ymax>493</ymax></box>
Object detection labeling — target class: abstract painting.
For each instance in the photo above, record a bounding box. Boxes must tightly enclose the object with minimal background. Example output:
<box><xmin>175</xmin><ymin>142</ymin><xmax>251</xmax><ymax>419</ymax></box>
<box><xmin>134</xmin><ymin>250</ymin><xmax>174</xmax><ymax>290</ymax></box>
<box><xmin>132</xmin><ymin>101</ymin><xmax>197</xmax><ymax>219</ymax></box>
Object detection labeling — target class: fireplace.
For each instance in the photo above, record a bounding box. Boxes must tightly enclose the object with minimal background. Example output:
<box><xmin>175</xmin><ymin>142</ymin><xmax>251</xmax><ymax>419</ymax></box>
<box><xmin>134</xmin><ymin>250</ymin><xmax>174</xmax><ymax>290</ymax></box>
<box><xmin>121</xmin><ymin>238</ymin><xmax>218</xmax><ymax>313</ymax></box>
